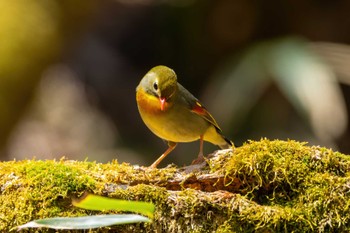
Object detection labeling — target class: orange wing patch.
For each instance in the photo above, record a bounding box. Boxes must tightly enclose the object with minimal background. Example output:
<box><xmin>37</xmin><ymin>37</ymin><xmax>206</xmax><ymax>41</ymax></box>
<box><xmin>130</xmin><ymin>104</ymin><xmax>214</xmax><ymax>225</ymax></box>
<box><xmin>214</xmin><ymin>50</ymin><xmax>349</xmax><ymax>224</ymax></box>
<box><xmin>191</xmin><ymin>102</ymin><xmax>206</xmax><ymax>114</ymax></box>
<box><xmin>191</xmin><ymin>101</ymin><xmax>221</xmax><ymax>131</ymax></box>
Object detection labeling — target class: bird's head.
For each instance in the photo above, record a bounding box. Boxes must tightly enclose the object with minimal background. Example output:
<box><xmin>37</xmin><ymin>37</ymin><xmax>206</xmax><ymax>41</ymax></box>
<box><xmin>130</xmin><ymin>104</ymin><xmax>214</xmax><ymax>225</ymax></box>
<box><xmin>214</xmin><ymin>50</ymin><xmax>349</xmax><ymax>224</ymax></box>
<box><xmin>140</xmin><ymin>65</ymin><xmax>178</xmax><ymax>111</ymax></box>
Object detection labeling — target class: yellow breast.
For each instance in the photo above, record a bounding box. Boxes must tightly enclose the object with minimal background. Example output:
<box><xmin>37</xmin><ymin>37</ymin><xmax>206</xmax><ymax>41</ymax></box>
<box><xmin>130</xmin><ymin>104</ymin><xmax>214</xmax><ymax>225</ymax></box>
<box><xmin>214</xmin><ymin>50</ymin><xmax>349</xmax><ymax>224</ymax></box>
<box><xmin>136</xmin><ymin>88</ymin><xmax>208</xmax><ymax>142</ymax></box>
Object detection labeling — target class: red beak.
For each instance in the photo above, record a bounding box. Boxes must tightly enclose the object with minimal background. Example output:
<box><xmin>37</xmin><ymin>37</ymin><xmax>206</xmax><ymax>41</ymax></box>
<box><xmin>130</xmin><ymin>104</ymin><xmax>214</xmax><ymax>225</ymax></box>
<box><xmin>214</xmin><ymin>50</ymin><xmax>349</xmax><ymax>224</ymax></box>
<box><xmin>160</xmin><ymin>97</ymin><xmax>166</xmax><ymax>111</ymax></box>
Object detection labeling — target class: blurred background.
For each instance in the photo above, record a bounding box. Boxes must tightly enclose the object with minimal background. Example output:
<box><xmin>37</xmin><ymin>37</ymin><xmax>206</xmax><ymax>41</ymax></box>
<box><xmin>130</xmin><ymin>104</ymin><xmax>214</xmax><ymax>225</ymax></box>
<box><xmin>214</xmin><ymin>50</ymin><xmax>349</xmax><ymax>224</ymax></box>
<box><xmin>1</xmin><ymin>0</ymin><xmax>350</xmax><ymax>166</ymax></box>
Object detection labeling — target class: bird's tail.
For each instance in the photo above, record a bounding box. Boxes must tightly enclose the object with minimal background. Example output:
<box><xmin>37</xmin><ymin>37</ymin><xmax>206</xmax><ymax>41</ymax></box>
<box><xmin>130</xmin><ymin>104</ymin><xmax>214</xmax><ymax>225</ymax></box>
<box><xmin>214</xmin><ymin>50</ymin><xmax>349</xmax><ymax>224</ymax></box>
<box><xmin>215</xmin><ymin>127</ymin><xmax>233</xmax><ymax>149</ymax></box>
<box><xmin>205</xmin><ymin>125</ymin><xmax>234</xmax><ymax>149</ymax></box>
<box><xmin>219</xmin><ymin>135</ymin><xmax>234</xmax><ymax>149</ymax></box>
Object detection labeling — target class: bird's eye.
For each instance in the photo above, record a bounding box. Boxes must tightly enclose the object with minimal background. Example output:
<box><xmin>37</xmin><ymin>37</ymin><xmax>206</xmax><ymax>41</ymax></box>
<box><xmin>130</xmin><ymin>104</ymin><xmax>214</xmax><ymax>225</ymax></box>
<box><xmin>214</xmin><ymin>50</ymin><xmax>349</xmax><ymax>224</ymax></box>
<box><xmin>153</xmin><ymin>82</ymin><xmax>158</xmax><ymax>91</ymax></box>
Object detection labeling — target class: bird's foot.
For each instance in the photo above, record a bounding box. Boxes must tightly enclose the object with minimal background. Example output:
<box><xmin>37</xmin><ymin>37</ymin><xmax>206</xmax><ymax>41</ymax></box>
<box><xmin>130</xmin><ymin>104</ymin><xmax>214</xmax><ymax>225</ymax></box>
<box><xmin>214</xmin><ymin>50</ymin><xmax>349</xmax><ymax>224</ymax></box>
<box><xmin>191</xmin><ymin>154</ymin><xmax>206</xmax><ymax>165</ymax></box>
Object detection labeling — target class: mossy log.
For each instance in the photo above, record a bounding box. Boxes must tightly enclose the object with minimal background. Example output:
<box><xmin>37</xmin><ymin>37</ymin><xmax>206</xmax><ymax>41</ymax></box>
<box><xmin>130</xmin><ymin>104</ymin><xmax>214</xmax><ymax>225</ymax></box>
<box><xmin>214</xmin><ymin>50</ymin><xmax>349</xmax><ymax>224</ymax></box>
<box><xmin>1</xmin><ymin>139</ymin><xmax>350</xmax><ymax>232</ymax></box>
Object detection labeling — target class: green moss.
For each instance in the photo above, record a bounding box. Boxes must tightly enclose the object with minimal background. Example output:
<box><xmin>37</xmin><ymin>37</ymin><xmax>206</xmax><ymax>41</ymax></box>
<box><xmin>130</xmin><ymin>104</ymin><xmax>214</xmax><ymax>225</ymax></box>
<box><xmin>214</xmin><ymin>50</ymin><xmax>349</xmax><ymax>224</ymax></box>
<box><xmin>1</xmin><ymin>139</ymin><xmax>350</xmax><ymax>232</ymax></box>
<box><xmin>208</xmin><ymin>139</ymin><xmax>350</xmax><ymax>232</ymax></box>
<box><xmin>0</xmin><ymin>159</ymin><xmax>96</xmax><ymax>231</ymax></box>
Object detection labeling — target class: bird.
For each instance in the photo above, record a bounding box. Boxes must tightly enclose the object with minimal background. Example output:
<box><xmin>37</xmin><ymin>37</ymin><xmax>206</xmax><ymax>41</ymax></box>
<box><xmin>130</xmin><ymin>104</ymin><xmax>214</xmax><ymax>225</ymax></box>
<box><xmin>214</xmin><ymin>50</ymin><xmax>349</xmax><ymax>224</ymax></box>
<box><xmin>136</xmin><ymin>65</ymin><xmax>233</xmax><ymax>168</ymax></box>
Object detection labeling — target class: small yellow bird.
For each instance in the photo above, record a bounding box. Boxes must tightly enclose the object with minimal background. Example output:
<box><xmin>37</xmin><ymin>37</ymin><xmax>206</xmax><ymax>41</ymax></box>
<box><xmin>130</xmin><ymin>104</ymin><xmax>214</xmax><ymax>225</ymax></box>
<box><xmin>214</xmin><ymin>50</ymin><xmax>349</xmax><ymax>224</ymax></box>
<box><xmin>136</xmin><ymin>65</ymin><xmax>233</xmax><ymax>168</ymax></box>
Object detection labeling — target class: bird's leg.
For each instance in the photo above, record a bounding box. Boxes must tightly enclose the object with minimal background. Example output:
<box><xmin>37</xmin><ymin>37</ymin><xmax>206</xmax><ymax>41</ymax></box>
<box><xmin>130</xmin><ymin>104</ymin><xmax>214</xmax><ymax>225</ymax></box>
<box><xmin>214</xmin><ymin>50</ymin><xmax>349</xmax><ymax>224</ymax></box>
<box><xmin>198</xmin><ymin>135</ymin><xmax>204</xmax><ymax>159</ymax></box>
<box><xmin>150</xmin><ymin>141</ymin><xmax>177</xmax><ymax>168</ymax></box>
<box><xmin>191</xmin><ymin>135</ymin><xmax>205</xmax><ymax>164</ymax></box>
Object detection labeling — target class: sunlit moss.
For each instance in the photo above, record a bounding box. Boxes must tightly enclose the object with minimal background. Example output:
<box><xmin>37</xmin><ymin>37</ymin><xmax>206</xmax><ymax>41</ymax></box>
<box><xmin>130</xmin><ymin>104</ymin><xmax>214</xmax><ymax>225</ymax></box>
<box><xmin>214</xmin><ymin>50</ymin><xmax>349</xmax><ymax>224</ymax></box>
<box><xmin>208</xmin><ymin>139</ymin><xmax>350</xmax><ymax>231</ymax></box>
<box><xmin>1</xmin><ymin>139</ymin><xmax>350</xmax><ymax>232</ymax></box>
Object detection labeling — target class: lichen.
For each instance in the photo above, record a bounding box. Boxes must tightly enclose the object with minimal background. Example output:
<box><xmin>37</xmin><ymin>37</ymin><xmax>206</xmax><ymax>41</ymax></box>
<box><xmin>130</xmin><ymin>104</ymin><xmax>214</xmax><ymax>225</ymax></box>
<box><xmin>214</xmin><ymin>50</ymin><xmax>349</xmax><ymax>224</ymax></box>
<box><xmin>1</xmin><ymin>139</ymin><xmax>350</xmax><ymax>232</ymax></box>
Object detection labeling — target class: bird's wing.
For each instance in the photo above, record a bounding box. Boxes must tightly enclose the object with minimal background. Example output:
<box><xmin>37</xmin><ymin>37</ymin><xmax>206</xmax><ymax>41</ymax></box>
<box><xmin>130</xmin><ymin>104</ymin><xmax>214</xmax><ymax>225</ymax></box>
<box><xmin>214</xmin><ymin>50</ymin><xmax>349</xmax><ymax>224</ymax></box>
<box><xmin>178</xmin><ymin>83</ymin><xmax>222</xmax><ymax>131</ymax></box>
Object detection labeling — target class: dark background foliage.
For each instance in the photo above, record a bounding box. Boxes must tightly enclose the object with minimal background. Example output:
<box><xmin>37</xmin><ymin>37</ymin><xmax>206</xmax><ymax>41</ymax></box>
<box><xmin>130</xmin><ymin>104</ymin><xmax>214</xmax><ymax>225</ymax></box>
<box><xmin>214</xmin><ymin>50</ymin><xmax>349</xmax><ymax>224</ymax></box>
<box><xmin>1</xmin><ymin>0</ymin><xmax>350</xmax><ymax>166</ymax></box>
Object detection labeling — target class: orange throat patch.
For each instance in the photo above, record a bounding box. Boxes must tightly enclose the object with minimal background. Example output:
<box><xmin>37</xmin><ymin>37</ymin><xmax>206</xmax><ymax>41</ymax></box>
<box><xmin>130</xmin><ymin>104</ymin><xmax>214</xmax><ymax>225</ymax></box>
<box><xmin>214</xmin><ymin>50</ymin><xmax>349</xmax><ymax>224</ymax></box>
<box><xmin>137</xmin><ymin>90</ymin><xmax>169</xmax><ymax>114</ymax></box>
